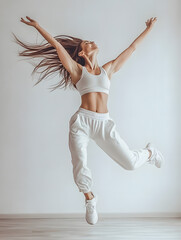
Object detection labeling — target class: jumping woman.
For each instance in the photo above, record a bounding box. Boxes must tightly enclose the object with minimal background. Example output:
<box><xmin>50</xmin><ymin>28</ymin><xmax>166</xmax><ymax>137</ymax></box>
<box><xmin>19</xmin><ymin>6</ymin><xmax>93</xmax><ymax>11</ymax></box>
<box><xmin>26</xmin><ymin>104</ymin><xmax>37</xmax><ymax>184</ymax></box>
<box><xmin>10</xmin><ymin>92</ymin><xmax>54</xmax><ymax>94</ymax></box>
<box><xmin>13</xmin><ymin>16</ymin><xmax>164</xmax><ymax>225</ymax></box>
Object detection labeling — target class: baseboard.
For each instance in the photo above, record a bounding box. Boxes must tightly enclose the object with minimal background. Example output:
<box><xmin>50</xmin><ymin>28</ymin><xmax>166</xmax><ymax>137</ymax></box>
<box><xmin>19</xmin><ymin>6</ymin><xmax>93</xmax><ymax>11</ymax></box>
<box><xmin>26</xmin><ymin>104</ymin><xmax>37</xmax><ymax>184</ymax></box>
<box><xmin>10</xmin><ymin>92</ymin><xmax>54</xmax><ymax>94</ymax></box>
<box><xmin>0</xmin><ymin>212</ymin><xmax>181</xmax><ymax>218</ymax></box>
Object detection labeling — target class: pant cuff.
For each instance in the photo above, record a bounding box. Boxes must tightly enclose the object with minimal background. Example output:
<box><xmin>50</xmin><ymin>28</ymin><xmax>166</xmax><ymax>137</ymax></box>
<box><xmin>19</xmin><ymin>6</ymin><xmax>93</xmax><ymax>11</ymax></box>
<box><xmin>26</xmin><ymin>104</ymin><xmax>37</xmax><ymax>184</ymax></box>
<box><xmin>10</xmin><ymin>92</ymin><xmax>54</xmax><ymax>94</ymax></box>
<box><xmin>79</xmin><ymin>188</ymin><xmax>92</xmax><ymax>193</ymax></box>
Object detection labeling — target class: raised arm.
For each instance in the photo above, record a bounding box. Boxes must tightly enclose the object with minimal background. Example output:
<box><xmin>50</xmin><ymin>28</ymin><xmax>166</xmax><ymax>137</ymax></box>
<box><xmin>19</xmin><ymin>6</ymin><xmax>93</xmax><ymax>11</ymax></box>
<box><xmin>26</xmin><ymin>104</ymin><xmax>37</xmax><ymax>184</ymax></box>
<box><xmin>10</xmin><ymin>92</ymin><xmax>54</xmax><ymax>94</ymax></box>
<box><xmin>20</xmin><ymin>16</ymin><xmax>79</xmax><ymax>74</ymax></box>
<box><xmin>102</xmin><ymin>17</ymin><xmax>157</xmax><ymax>80</ymax></box>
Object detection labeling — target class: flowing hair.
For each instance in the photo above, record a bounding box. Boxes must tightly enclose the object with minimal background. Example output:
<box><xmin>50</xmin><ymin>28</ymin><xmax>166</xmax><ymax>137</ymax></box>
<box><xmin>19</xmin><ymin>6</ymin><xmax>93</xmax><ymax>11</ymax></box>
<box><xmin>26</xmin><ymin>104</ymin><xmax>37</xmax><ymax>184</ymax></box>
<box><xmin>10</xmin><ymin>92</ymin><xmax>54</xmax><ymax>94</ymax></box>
<box><xmin>11</xmin><ymin>32</ymin><xmax>85</xmax><ymax>92</ymax></box>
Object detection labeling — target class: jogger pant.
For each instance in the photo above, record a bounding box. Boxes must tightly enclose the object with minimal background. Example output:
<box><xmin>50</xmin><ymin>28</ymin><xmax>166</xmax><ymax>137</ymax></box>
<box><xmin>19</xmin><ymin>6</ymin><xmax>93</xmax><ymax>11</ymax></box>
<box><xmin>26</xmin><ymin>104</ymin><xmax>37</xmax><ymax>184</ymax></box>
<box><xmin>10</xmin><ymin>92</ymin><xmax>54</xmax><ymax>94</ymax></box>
<box><xmin>68</xmin><ymin>107</ymin><xmax>150</xmax><ymax>194</ymax></box>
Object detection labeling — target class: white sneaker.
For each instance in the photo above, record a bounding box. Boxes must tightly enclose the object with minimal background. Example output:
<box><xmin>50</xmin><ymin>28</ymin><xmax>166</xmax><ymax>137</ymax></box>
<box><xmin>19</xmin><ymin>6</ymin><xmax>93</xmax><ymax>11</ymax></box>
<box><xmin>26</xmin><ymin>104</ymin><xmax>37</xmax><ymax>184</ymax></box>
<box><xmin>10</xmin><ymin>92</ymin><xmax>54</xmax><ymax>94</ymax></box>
<box><xmin>145</xmin><ymin>142</ymin><xmax>165</xmax><ymax>168</ymax></box>
<box><xmin>85</xmin><ymin>192</ymin><xmax>98</xmax><ymax>225</ymax></box>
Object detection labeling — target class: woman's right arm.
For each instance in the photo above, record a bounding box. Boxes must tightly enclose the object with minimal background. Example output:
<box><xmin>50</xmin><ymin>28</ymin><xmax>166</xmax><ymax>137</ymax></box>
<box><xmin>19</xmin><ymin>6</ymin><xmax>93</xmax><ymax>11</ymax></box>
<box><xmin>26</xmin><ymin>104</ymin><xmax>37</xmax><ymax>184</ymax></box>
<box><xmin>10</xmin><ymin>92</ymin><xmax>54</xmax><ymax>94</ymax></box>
<box><xmin>35</xmin><ymin>24</ymin><xmax>59</xmax><ymax>49</ymax></box>
<box><xmin>20</xmin><ymin>16</ymin><xmax>58</xmax><ymax>48</ymax></box>
<box><xmin>35</xmin><ymin>23</ymin><xmax>80</xmax><ymax>75</ymax></box>
<box><xmin>20</xmin><ymin>16</ymin><xmax>79</xmax><ymax>74</ymax></box>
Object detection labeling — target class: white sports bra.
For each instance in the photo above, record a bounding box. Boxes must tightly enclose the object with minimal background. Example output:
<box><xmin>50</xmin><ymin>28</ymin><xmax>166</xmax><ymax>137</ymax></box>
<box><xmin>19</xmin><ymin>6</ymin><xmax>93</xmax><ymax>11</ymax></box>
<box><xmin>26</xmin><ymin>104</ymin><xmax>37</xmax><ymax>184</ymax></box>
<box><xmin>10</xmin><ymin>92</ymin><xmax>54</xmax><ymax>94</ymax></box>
<box><xmin>75</xmin><ymin>66</ymin><xmax>111</xmax><ymax>96</ymax></box>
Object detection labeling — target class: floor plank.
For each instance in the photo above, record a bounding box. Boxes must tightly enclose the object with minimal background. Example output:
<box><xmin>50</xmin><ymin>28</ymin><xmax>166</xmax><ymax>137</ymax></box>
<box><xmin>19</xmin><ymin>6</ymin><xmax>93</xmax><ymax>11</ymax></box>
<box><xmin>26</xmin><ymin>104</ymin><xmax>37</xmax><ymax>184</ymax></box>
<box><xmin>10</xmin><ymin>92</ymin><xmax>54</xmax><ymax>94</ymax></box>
<box><xmin>0</xmin><ymin>217</ymin><xmax>181</xmax><ymax>239</ymax></box>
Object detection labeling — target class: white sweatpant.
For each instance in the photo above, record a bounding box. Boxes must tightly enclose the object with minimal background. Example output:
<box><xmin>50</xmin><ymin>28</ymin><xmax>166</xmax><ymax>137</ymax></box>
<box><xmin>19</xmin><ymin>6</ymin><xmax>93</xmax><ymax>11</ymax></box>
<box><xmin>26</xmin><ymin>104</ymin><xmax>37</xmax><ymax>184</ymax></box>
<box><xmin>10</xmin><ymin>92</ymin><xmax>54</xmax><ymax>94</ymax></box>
<box><xmin>68</xmin><ymin>107</ymin><xmax>150</xmax><ymax>194</ymax></box>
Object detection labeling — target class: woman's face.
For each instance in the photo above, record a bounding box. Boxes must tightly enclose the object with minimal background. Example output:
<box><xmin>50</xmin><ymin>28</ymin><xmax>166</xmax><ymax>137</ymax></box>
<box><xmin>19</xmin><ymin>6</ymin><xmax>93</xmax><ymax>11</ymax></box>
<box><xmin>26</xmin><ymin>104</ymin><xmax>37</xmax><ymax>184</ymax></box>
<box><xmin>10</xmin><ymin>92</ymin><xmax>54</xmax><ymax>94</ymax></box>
<box><xmin>80</xmin><ymin>40</ymin><xmax>98</xmax><ymax>55</ymax></box>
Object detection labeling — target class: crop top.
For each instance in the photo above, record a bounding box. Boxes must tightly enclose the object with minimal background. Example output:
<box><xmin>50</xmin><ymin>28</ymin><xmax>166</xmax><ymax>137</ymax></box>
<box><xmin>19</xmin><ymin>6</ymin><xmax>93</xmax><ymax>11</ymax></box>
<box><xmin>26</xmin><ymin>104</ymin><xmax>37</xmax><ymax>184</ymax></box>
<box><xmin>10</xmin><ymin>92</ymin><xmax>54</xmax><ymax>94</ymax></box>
<box><xmin>75</xmin><ymin>66</ymin><xmax>110</xmax><ymax>96</ymax></box>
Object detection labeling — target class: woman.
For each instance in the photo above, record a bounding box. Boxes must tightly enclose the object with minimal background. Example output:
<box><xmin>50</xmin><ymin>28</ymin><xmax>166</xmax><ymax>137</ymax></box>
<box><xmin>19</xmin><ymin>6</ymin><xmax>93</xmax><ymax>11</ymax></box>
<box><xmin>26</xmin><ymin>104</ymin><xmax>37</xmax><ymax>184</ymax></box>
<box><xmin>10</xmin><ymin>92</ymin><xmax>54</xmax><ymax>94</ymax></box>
<box><xmin>13</xmin><ymin>16</ymin><xmax>164</xmax><ymax>225</ymax></box>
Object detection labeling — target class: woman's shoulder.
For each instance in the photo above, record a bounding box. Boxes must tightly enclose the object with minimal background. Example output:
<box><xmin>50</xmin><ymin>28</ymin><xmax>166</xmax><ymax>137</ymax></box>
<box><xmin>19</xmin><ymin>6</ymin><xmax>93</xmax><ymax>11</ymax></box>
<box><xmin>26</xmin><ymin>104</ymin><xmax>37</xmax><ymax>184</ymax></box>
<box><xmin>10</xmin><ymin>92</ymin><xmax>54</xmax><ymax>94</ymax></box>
<box><xmin>77</xmin><ymin>63</ymin><xmax>84</xmax><ymax>70</ymax></box>
<box><xmin>71</xmin><ymin>64</ymin><xmax>84</xmax><ymax>85</ymax></box>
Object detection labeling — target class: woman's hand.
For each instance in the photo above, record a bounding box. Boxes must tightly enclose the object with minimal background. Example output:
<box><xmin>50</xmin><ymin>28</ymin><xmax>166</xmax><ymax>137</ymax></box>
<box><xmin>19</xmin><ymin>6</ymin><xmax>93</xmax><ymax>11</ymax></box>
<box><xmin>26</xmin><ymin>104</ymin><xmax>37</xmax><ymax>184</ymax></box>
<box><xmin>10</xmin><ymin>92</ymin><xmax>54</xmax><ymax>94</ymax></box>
<box><xmin>145</xmin><ymin>17</ymin><xmax>157</xmax><ymax>30</ymax></box>
<box><xmin>20</xmin><ymin>16</ymin><xmax>39</xmax><ymax>28</ymax></box>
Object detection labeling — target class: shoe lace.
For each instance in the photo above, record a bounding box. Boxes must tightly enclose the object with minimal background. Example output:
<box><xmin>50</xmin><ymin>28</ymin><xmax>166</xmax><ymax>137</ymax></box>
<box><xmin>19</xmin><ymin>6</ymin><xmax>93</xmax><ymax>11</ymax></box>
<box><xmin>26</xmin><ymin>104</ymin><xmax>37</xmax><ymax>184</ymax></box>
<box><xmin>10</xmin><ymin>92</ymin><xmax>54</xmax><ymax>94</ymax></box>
<box><xmin>147</xmin><ymin>148</ymin><xmax>155</xmax><ymax>165</ymax></box>
<box><xmin>148</xmin><ymin>150</ymin><xmax>160</xmax><ymax>165</ymax></box>
<box><xmin>148</xmin><ymin>157</ymin><xmax>155</xmax><ymax>165</ymax></box>
<box><xmin>85</xmin><ymin>202</ymin><xmax>96</xmax><ymax>213</ymax></box>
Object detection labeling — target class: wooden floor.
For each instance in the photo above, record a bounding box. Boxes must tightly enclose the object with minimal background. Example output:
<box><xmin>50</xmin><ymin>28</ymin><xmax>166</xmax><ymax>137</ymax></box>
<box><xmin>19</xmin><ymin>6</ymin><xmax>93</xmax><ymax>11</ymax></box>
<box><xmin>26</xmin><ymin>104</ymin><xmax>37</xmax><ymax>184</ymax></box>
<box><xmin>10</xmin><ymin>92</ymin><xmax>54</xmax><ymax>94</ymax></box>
<box><xmin>0</xmin><ymin>216</ymin><xmax>181</xmax><ymax>239</ymax></box>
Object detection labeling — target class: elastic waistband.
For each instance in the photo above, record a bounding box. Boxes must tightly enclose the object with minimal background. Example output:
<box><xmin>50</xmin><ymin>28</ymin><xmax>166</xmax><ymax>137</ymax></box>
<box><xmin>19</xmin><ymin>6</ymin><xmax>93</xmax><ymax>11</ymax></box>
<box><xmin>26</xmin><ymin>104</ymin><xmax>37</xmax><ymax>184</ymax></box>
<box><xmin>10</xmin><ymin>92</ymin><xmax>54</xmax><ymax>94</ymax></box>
<box><xmin>77</xmin><ymin>107</ymin><xmax>110</xmax><ymax>120</ymax></box>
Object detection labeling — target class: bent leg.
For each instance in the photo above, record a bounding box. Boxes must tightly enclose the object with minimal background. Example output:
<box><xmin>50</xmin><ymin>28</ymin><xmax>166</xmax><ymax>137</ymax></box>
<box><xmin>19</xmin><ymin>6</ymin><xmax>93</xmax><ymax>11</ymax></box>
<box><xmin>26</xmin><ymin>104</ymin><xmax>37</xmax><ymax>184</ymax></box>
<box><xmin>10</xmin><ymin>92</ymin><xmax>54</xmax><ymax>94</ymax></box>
<box><xmin>94</xmin><ymin>118</ymin><xmax>150</xmax><ymax>170</ymax></box>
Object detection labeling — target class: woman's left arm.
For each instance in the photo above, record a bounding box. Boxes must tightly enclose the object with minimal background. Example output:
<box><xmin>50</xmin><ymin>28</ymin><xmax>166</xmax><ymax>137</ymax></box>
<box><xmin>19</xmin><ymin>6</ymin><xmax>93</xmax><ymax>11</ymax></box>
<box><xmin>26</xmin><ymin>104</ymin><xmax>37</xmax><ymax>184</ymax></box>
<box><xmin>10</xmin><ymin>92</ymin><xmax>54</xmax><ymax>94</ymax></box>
<box><xmin>131</xmin><ymin>17</ymin><xmax>157</xmax><ymax>49</ymax></box>
<box><xmin>103</xmin><ymin>17</ymin><xmax>157</xmax><ymax>79</ymax></box>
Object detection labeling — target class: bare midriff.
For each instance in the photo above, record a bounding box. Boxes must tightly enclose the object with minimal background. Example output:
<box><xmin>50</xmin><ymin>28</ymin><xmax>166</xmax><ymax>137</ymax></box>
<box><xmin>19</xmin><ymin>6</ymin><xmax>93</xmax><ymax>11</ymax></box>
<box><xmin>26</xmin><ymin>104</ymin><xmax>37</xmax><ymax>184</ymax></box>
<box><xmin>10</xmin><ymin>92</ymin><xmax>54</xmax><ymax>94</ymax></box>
<box><xmin>79</xmin><ymin>92</ymin><xmax>109</xmax><ymax>113</ymax></box>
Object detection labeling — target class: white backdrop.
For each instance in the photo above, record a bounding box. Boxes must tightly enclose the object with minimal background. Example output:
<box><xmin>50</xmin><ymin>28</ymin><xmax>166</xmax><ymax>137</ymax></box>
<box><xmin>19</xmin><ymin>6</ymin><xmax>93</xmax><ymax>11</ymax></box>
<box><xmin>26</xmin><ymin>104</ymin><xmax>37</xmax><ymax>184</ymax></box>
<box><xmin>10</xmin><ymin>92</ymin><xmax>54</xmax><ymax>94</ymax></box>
<box><xmin>0</xmin><ymin>0</ymin><xmax>180</xmax><ymax>215</ymax></box>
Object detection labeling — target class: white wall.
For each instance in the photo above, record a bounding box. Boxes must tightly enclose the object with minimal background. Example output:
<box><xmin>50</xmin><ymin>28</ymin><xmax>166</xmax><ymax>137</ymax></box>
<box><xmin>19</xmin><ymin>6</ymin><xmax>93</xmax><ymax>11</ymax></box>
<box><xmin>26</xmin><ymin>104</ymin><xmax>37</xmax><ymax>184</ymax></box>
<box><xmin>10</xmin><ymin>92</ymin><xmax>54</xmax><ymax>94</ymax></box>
<box><xmin>0</xmin><ymin>0</ymin><xmax>180</xmax><ymax>215</ymax></box>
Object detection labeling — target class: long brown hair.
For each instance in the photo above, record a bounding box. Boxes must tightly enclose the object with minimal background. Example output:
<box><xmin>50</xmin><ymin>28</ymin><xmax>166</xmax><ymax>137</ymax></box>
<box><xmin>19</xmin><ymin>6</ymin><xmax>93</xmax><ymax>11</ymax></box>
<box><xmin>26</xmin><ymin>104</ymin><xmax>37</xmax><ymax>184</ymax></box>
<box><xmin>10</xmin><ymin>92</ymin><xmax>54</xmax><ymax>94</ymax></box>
<box><xmin>12</xmin><ymin>32</ymin><xmax>85</xmax><ymax>92</ymax></box>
